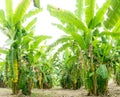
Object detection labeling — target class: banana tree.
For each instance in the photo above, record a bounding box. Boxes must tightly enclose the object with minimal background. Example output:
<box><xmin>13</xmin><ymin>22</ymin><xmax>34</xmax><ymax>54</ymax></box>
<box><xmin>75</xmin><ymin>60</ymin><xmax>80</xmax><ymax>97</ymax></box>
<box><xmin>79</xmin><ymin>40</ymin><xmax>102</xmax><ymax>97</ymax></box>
<box><xmin>20</xmin><ymin>32</ymin><xmax>52</xmax><ymax>91</ymax></box>
<box><xmin>61</xmin><ymin>49</ymin><xmax>83</xmax><ymax>89</ymax></box>
<box><xmin>34</xmin><ymin>45</ymin><xmax>53</xmax><ymax>89</ymax></box>
<box><xmin>0</xmin><ymin>0</ymin><xmax>42</xmax><ymax>95</ymax></box>
<box><xmin>47</xmin><ymin>35</ymin><xmax>83</xmax><ymax>89</ymax></box>
<box><xmin>47</xmin><ymin>0</ymin><xmax>120</xmax><ymax>95</ymax></box>
<box><xmin>18</xmin><ymin>33</ymin><xmax>51</xmax><ymax>95</ymax></box>
<box><xmin>103</xmin><ymin>0</ymin><xmax>120</xmax><ymax>86</ymax></box>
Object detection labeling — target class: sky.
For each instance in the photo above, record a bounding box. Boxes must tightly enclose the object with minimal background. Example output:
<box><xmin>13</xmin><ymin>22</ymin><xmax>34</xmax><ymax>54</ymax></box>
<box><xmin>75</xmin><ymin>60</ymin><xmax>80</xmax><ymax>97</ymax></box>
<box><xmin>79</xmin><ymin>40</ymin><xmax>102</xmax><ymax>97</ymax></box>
<box><xmin>0</xmin><ymin>0</ymin><xmax>104</xmax><ymax>47</ymax></box>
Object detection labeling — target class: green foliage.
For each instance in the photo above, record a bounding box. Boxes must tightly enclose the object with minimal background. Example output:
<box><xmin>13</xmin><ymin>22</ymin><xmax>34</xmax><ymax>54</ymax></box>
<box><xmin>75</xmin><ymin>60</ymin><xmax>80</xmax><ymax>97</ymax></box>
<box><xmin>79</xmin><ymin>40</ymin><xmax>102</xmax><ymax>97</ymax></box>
<box><xmin>85</xmin><ymin>0</ymin><xmax>96</xmax><ymax>26</ymax></box>
<box><xmin>18</xmin><ymin>65</ymin><xmax>34</xmax><ymax>95</ymax></box>
<box><xmin>97</xmin><ymin>75</ymin><xmax>108</xmax><ymax>94</ymax></box>
<box><xmin>47</xmin><ymin>5</ymin><xmax>88</xmax><ymax>32</ymax></box>
<box><xmin>0</xmin><ymin>0</ymin><xmax>44</xmax><ymax>95</ymax></box>
<box><xmin>59</xmin><ymin>49</ymin><xmax>83</xmax><ymax>89</ymax></box>
<box><xmin>75</xmin><ymin>0</ymin><xmax>84</xmax><ymax>19</ymax></box>
<box><xmin>0</xmin><ymin>48</ymin><xmax>8</xmax><ymax>54</ymax></box>
<box><xmin>0</xmin><ymin>0</ymin><xmax>120</xmax><ymax>96</ymax></box>
<box><xmin>47</xmin><ymin>35</ymin><xmax>77</xmax><ymax>59</ymax></box>
<box><xmin>5</xmin><ymin>0</ymin><xmax>13</xmax><ymax>22</ymax></box>
<box><xmin>13</xmin><ymin>0</ymin><xmax>31</xmax><ymax>24</ymax></box>
<box><xmin>33</xmin><ymin>46</ymin><xmax>53</xmax><ymax>89</ymax></box>
<box><xmin>104</xmin><ymin>0</ymin><xmax>120</xmax><ymax>30</ymax></box>
<box><xmin>90</xmin><ymin>0</ymin><xmax>110</xmax><ymax>28</ymax></box>
<box><xmin>0</xmin><ymin>10</ymin><xmax>5</xmax><ymax>24</ymax></box>
<box><xmin>33</xmin><ymin>0</ymin><xmax>41</xmax><ymax>8</ymax></box>
<box><xmin>85</xmin><ymin>70</ymin><xmax>93</xmax><ymax>90</ymax></box>
<box><xmin>22</xmin><ymin>8</ymin><xmax>42</xmax><ymax>23</ymax></box>
<box><xmin>116</xmin><ymin>63</ymin><xmax>120</xmax><ymax>85</ymax></box>
<box><xmin>96</xmin><ymin>65</ymin><xmax>108</xmax><ymax>79</ymax></box>
<box><xmin>25</xmin><ymin>18</ymin><xmax>37</xmax><ymax>31</ymax></box>
<box><xmin>47</xmin><ymin>35</ymin><xmax>73</xmax><ymax>51</ymax></box>
<box><xmin>60</xmin><ymin>66</ymin><xmax>83</xmax><ymax>89</ymax></box>
<box><xmin>47</xmin><ymin>0</ymin><xmax>118</xmax><ymax>96</ymax></box>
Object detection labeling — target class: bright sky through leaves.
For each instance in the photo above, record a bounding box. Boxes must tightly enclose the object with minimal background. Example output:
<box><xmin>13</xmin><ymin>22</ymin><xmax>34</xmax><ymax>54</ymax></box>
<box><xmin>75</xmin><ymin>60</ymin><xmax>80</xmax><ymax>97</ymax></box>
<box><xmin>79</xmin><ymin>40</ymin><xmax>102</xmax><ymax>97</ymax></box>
<box><xmin>0</xmin><ymin>0</ymin><xmax>104</xmax><ymax>47</ymax></box>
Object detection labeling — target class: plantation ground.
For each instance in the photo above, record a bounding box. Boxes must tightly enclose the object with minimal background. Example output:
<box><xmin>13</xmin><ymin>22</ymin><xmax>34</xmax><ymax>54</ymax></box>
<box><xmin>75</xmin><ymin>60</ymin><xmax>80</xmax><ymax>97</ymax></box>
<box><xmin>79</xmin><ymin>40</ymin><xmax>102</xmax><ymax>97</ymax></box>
<box><xmin>0</xmin><ymin>82</ymin><xmax>120</xmax><ymax>97</ymax></box>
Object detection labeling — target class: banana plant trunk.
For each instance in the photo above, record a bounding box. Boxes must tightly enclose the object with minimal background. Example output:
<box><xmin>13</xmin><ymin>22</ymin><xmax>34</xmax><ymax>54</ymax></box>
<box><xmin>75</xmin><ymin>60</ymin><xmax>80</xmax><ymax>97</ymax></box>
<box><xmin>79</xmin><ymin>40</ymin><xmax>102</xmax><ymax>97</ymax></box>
<box><xmin>88</xmin><ymin>42</ymin><xmax>97</xmax><ymax>95</ymax></box>
<box><xmin>12</xmin><ymin>82</ymin><xmax>18</xmax><ymax>95</ymax></box>
<box><xmin>11</xmin><ymin>61</ymin><xmax>19</xmax><ymax>95</ymax></box>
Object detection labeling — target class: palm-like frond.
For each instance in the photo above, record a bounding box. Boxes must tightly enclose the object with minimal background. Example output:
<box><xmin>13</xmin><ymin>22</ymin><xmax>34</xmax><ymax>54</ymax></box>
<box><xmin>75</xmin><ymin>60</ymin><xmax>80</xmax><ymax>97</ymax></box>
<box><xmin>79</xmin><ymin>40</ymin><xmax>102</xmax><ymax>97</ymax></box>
<box><xmin>13</xmin><ymin>0</ymin><xmax>31</xmax><ymax>24</ymax></box>
<box><xmin>53</xmin><ymin>23</ymin><xmax>86</xmax><ymax>50</ymax></box>
<box><xmin>85</xmin><ymin>0</ymin><xmax>96</xmax><ymax>26</ymax></box>
<box><xmin>112</xmin><ymin>19</ymin><xmax>120</xmax><ymax>32</ymax></box>
<box><xmin>47</xmin><ymin>5</ymin><xmax>88</xmax><ymax>32</ymax></box>
<box><xmin>53</xmin><ymin>23</ymin><xmax>78</xmax><ymax>35</ymax></box>
<box><xmin>21</xmin><ymin>31</ymin><xmax>34</xmax><ymax>46</ymax></box>
<box><xmin>25</xmin><ymin>18</ymin><xmax>37</xmax><ymax>31</ymax></box>
<box><xmin>47</xmin><ymin>35</ymin><xmax>73</xmax><ymax>52</ymax></box>
<box><xmin>22</xmin><ymin>8</ymin><xmax>42</xmax><ymax>23</ymax></box>
<box><xmin>90</xmin><ymin>0</ymin><xmax>110</xmax><ymax>28</ymax></box>
<box><xmin>5</xmin><ymin>0</ymin><xmax>13</xmax><ymax>22</ymax></box>
<box><xmin>99</xmin><ymin>31</ymin><xmax>120</xmax><ymax>38</ymax></box>
<box><xmin>70</xmin><ymin>31</ymin><xmax>86</xmax><ymax>50</ymax></box>
<box><xmin>75</xmin><ymin>0</ymin><xmax>84</xmax><ymax>19</ymax></box>
<box><xmin>47</xmin><ymin>35</ymin><xmax>79</xmax><ymax>59</ymax></box>
<box><xmin>104</xmin><ymin>0</ymin><xmax>120</xmax><ymax>30</ymax></box>
<box><xmin>53</xmin><ymin>42</ymin><xmax>75</xmax><ymax>59</ymax></box>
<box><xmin>47</xmin><ymin>0</ymin><xmax>119</xmax><ymax>95</ymax></box>
<box><xmin>30</xmin><ymin>35</ymin><xmax>51</xmax><ymax>49</ymax></box>
<box><xmin>0</xmin><ymin>10</ymin><xmax>6</xmax><ymax>25</ymax></box>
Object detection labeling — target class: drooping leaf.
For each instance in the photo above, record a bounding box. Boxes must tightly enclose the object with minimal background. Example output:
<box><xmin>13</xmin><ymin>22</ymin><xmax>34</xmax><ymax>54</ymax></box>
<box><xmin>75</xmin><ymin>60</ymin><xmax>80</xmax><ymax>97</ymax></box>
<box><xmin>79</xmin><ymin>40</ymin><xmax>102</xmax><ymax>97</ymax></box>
<box><xmin>99</xmin><ymin>31</ymin><xmax>120</xmax><ymax>38</ymax></box>
<box><xmin>53</xmin><ymin>23</ymin><xmax>78</xmax><ymax>35</ymax></box>
<box><xmin>48</xmin><ymin>24</ymin><xmax>86</xmax><ymax>55</ymax></box>
<box><xmin>47</xmin><ymin>5</ymin><xmax>88</xmax><ymax>32</ymax></box>
<box><xmin>66</xmin><ymin>55</ymin><xmax>78</xmax><ymax>65</ymax></box>
<box><xmin>30</xmin><ymin>35</ymin><xmax>51</xmax><ymax>49</ymax></box>
<box><xmin>104</xmin><ymin>0</ymin><xmax>120</xmax><ymax>29</ymax></box>
<box><xmin>22</xmin><ymin>8</ymin><xmax>42</xmax><ymax>22</ymax></box>
<box><xmin>54</xmin><ymin>23</ymin><xmax>87</xmax><ymax>49</ymax></box>
<box><xmin>25</xmin><ymin>18</ymin><xmax>37</xmax><ymax>31</ymax></box>
<box><xmin>53</xmin><ymin>42</ymin><xmax>72</xmax><ymax>59</ymax></box>
<box><xmin>47</xmin><ymin>35</ymin><xmax>72</xmax><ymax>52</ymax></box>
<box><xmin>69</xmin><ymin>31</ymin><xmax>86</xmax><ymax>50</ymax></box>
<box><xmin>96</xmin><ymin>64</ymin><xmax>108</xmax><ymax>79</ymax></box>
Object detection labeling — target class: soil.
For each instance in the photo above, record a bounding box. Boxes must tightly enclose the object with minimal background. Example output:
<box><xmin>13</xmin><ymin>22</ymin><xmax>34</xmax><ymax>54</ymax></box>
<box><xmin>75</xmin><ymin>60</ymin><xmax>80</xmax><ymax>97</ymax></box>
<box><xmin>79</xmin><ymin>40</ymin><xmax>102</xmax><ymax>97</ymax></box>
<box><xmin>0</xmin><ymin>81</ymin><xmax>120</xmax><ymax>97</ymax></box>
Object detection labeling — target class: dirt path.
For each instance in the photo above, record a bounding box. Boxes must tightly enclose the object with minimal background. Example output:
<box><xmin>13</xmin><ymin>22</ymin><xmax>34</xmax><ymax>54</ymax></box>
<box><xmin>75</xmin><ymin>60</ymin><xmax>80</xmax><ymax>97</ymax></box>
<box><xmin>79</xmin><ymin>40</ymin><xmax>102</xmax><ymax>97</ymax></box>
<box><xmin>0</xmin><ymin>82</ymin><xmax>120</xmax><ymax>97</ymax></box>
<box><xmin>0</xmin><ymin>88</ymin><xmax>12</xmax><ymax>97</ymax></box>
